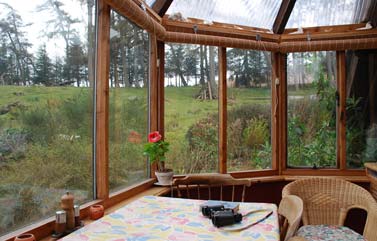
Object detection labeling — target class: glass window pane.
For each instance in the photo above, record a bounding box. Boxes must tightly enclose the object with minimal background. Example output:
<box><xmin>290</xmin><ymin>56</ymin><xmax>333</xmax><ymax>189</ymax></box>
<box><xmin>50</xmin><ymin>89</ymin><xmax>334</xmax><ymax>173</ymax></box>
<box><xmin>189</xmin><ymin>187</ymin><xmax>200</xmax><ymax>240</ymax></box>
<box><xmin>226</xmin><ymin>49</ymin><xmax>272</xmax><ymax>171</ymax></box>
<box><xmin>167</xmin><ymin>0</ymin><xmax>282</xmax><ymax>29</ymax></box>
<box><xmin>287</xmin><ymin>52</ymin><xmax>337</xmax><ymax>168</ymax></box>
<box><xmin>109</xmin><ymin>11</ymin><xmax>149</xmax><ymax>192</ymax></box>
<box><xmin>164</xmin><ymin>43</ymin><xmax>218</xmax><ymax>174</ymax></box>
<box><xmin>0</xmin><ymin>0</ymin><xmax>94</xmax><ymax>235</ymax></box>
<box><xmin>287</xmin><ymin>0</ymin><xmax>368</xmax><ymax>28</ymax></box>
<box><xmin>346</xmin><ymin>50</ymin><xmax>377</xmax><ymax>168</ymax></box>
<box><xmin>145</xmin><ymin>0</ymin><xmax>156</xmax><ymax>7</ymax></box>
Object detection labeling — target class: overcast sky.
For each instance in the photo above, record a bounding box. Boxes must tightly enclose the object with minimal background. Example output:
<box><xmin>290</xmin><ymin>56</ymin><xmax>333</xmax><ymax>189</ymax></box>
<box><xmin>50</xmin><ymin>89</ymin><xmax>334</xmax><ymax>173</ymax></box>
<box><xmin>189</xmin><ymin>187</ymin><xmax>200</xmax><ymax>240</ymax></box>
<box><xmin>0</xmin><ymin>0</ymin><xmax>89</xmax><ymax>58</ymax></box>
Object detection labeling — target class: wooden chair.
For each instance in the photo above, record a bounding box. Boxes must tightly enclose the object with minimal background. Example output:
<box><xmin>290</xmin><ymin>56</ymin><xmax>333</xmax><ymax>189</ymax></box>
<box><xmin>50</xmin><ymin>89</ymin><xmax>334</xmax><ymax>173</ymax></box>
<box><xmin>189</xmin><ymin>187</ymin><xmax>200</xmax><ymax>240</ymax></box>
<box><xmin>172</xmin><ymin>173</ymin><xmax>253</xmax><ymax>202</ymax></box>
<box><xmin>282</xmin><ymin>177</ymin><xmax>377</xmax><ymax>241</ymax></box>
<box><xmin>279</xmin><ymin>195</ymin><xmax>304</xmax><ymax>241</ymax></box>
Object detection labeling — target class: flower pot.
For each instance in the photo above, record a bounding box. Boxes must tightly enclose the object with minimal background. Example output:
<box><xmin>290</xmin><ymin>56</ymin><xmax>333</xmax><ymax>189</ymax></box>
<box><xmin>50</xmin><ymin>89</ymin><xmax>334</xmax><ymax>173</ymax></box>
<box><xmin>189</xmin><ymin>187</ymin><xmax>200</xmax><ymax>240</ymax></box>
<box><xmin>14</xmin><ymin>233</ymin><xmax>35</xmax><ymax>241</ymax></box>
<box><xmin>155</xmin><ymin>170</ymin><xmax>173</xmax><ymax>185</ymax></box>
<box><xmin>89</xmin><ymin>204</ymin><xmax>104</xmax><ymax>220</ymax></box>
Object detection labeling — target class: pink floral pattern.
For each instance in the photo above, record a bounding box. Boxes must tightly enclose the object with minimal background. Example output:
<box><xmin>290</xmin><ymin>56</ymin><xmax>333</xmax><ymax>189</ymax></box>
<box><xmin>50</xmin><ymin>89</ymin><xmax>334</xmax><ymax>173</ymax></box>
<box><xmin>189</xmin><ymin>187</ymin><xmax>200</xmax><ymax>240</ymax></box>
<box><xmin>61</xmin><ymin>196</ymin><xmax>279</xmax><ymax>241</ymax></box>
<box><xmin>297</xmin><ymin>225</ymin><xmax>366</xmax><ymax>241</ymax></box>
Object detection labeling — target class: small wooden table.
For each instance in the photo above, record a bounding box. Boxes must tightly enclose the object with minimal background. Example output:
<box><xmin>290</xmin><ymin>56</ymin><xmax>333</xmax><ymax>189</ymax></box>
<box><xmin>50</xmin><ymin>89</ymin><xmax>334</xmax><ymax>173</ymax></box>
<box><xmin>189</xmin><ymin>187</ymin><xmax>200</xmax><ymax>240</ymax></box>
<box><xmin>61</xmin><ymin>196</ymin><xmax>279</xmax><ymax>241</ymax></box>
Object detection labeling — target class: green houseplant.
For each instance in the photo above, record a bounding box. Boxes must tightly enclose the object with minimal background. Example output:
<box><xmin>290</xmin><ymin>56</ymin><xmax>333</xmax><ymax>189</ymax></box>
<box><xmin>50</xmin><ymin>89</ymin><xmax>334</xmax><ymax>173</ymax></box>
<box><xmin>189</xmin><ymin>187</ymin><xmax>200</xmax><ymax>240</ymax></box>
<box><xmin>143</xmin><ymin>131</ymin><xmax>172</xmax><ymax>185</ymax></box>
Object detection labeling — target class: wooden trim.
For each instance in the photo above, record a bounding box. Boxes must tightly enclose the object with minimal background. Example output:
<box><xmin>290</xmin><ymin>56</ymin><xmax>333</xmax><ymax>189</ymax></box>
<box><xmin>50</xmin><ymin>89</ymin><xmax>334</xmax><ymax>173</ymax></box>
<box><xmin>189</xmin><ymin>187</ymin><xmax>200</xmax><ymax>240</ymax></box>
<box><xmin>279</xmin><ymin>37</ymin><xmax>377</xmax><ymax>53</ymax></box>
<box><xmin>273</xmin><ymin>0</ymin><xmax>297</xmax><ymax>34</ymax></box>
<box><xmin>151</xmin><ymin>0</ymin><xmax>173</xmax><ymax>17</ymax></box>
<box><xmin>279</xmin><ymin>53</ymin><xmax>288</xmax><ymax>173</ymax></box>
<box><xmin>96</xmin><ymin>0</ymin><xmax>110</xmax><ymax>200</ymax></box>
<box><xmin>157</xmin><ymin>41</ymin><xmax>165</xmax><ymax>137</ymax></box>
<box><xmin>164</xmin><ymin>16</ymin><xmax>274</xmax><ymax>34</ymax></box>
<box><xmin>282</xmin><ymin>169</ymin><xmax>365</xmax><ymax>176</ymax></box>
<box><xmin>218</xmin><ymin>47</ymin><xmax>227</xmax><ymax>174</ymax></box>
<box><xmin>149</xmin><ymin>34</ymin><xmax>158</xmax><ymax>176</ymax></box>
<box><xmin>283</xmin><ymin>23</ymin><xmax>366</xmax><ymax>35</ymax></box>
<box><xmin>281</xmin><ymin>29</ymin><xmax>377</xmax><ymax>42</ymax></box>
<box><xmin>271</xmin><ymin>52</ymin><xmax>284</xmax><ymax>172</ymax></box>
<box><xmin>163</xmin><ymin>18</ymin><xmax>279</xmax><ymax>43</ymax></box>
<box><xmin>105</xmin><ymin>0</ymin><xmax>166</xmax><ymax>39</ymax></box>
<box><xmin>164</xmin><ymin>31</ymin><xmax>279</xmax><ymax>51</ymax></box>
<box><xmin>282</xmin><ymin>175</ymin><xmax>369</xmax><ymax>183</ymax></box>
<box><xmin>105</xmin><ymin>178</ymin><xmax>156</xmax><ymax>207</ymax></box>
<box><xmin>229</xmin><ymin>169</ymin><xmax>279</xmax><ymax>178</ymax></box>
<box><xmin>337</xmin><ymin>51</ymin><xmax>347</xmax><ymax>170</ymax></box>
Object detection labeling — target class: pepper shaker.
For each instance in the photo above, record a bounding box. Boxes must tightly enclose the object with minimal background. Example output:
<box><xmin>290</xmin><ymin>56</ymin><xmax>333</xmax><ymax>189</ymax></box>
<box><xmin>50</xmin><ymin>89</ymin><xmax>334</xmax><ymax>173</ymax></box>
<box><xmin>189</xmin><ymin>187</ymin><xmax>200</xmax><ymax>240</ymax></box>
<box><xmin>61</xmin><ymin>192</ymin><xmax>75</xmax><ymax>230</ymax></box>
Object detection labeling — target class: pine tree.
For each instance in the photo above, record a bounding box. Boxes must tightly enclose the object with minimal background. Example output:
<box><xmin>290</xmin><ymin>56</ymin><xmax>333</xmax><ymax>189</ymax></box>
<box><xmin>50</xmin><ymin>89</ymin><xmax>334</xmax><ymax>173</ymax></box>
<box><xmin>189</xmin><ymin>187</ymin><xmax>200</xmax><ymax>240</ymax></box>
<box><xmin>34</xmin><ymin>44</ymin><xmax>53</xmax><ymax>86</ymax></box>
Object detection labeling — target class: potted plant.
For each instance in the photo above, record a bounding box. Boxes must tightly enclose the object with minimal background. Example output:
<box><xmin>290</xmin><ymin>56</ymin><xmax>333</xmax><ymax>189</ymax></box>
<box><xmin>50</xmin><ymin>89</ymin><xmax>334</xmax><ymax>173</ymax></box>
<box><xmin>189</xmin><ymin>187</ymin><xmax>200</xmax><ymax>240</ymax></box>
<box><xmin>143</xmin><ymin>131</ymin><xmax>172</xmax><ymax>185</ymax></box>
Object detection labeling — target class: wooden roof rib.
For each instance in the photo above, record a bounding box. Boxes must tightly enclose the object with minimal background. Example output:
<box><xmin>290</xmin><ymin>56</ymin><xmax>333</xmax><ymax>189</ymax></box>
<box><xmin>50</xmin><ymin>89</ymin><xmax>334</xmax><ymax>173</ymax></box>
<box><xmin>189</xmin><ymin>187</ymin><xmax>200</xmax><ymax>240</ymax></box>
<box><xmin>273</xmin><ymin>0</ymin><xmax>296</xmax><ymax>34</ymax></box>
<box><xmin>111</xmin><ymin>0</ymin><xmax>377</xmax><ymax>52</ymax></box>
<box><xmin>152</xmin><ymin>0</ymin><xmax>173</xmax><ymax>17</ymax></box>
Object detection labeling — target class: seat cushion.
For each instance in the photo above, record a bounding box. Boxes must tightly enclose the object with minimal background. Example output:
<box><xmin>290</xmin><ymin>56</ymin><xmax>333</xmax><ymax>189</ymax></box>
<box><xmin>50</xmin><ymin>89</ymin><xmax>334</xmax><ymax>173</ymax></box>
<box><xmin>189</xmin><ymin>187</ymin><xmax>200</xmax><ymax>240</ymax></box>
<box><xmin>296</xmin><ymin>225</ymin><xmax>365</xmax><ymax>241</ymax></box>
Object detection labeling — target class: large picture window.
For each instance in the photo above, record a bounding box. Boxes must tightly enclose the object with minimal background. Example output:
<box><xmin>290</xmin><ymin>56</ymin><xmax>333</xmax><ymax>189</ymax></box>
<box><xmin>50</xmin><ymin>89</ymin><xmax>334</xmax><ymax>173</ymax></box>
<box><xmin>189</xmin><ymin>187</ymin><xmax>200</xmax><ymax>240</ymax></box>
<box><xmin>287</xmin><ymin>52</ymin><xmax>337</xmax><ymax>168</ymax></box>
<box><xmin>108</xmin><ymin>11</ymin><xmax>149</xmax><ymax>192</ymax></box>
<box><xmin>0</xmin><ymin>0</ymin><xmax>95</xmax><ymax>235</ymax></box>
<box><xmin>164</xmin><ymin>44</ymin><xmax>218</xmax><ymax>174</ymax></box>
<box><xmin>226</xmin><ymin>49</ymin><xmax>272</xmax><ymax>171</ymax></box>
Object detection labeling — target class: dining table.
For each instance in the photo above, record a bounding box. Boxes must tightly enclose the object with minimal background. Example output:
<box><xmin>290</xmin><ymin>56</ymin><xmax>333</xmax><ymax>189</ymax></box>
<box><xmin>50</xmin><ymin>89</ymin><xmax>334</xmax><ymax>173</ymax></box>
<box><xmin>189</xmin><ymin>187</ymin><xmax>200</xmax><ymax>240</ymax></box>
<box><xmin>61</xmin><ymin>195</ymin><xmax>280</xmax><ymax>241</ymax></box>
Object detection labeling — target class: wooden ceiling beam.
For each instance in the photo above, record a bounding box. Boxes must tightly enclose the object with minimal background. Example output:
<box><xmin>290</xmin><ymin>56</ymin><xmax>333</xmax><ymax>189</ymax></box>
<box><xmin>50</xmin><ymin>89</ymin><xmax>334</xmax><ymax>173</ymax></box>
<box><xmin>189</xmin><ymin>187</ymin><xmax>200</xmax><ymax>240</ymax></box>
<box><xmin>152</xmin><ymin>0</ymin><xmax>173</xmax><ymax>17</ymax></box>
<box><xmin>273</xmin><ymin>0</ymin><xmax>296</xmax><ymax>34</ymax></box>
<box><xmin>163</xmin><ymin>18</ymin><xmax>279</xmax><ymax>43</ymax></box>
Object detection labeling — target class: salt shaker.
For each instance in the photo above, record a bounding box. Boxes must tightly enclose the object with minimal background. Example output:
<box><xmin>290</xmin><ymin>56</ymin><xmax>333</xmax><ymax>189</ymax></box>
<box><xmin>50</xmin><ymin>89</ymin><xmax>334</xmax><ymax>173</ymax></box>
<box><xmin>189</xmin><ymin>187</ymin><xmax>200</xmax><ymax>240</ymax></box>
<box><xmin>54</xmin><ymin>210</ymin><xmax>66</xmax><ymax>234</ymax></box>
<box><xmin>74</xmin><ymin>204</ymin><xmax>81</xmax><ymax>227</ymax></box>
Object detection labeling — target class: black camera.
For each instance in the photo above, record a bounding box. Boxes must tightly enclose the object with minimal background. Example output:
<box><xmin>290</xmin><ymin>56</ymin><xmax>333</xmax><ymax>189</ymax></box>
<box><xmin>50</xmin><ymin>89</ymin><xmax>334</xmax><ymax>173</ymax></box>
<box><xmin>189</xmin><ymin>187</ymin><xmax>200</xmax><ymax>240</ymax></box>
<box><xmin>211</xmin><ymin>210</ymin><xmax>243</xmax><ymax>227</ymax></box>
<box><xmin>201</xmin><ymin>204</ymin><xmax>225</xmax><ymax>217</ymax></box>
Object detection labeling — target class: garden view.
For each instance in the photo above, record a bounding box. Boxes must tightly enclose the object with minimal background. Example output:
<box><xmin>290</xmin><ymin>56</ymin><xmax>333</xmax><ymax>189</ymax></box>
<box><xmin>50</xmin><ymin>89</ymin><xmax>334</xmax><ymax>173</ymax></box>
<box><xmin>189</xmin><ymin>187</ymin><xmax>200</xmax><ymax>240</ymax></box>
<box><xmin>1</xmin><ymin>0</ymin><xmax>376</xmax><ymax>236</ymax></box>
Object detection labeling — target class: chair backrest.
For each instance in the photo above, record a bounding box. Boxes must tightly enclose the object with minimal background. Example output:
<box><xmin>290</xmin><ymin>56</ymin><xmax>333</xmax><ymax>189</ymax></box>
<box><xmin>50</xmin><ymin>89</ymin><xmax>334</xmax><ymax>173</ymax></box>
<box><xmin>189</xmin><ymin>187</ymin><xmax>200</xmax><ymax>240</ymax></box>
<box><xmin>172</xmin><ymin>173</ymin><xmax>253</xmax><ymax>202</ymax></box>
<box><xmin>278</xmin><ymin>195</ymin><xmax>303</xmax><ymax>241</ymax></box>
<box><xmin>282</xmin><ymin>177</ymin><xmax>377</xmax><ymax>240</ymax></box>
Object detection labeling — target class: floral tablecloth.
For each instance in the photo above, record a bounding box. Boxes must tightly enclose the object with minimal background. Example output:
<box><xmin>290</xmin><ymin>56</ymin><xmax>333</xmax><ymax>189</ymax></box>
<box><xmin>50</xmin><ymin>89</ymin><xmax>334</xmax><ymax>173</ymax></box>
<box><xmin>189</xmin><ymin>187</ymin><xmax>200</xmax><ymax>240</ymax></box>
<box><xmin>61</xmin><ymin>196</ymin><xmax>279</xmax><ymax>241</ymax></box>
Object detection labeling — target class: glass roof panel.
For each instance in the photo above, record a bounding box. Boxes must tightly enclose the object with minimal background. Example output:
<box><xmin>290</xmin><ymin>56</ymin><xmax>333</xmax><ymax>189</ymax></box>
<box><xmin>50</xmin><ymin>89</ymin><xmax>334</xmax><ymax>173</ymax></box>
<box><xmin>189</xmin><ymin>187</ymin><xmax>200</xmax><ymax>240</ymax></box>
<box><xmin>286</xmin><ymin>0</ymin><xmax>370</xmax><ymax>28</ymax></box>
<box><xmin>166</xmin><ymin>0</ymin><xmax>282</xmax><ymax>29</ymax></box>
<box><xmin>145</xmin><ymin>0</ymin><xmax>156</xmax><ymax>7</ymax></box>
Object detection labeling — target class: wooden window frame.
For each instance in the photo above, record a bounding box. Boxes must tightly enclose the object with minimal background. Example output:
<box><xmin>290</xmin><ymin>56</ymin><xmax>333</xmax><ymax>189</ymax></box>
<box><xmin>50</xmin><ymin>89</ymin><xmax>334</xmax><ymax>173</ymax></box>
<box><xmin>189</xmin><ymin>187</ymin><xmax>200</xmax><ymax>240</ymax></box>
<box><xmin>3</xmin><ymin>1</ymin><xmax>372</xmax><ymax>240</ymax></box>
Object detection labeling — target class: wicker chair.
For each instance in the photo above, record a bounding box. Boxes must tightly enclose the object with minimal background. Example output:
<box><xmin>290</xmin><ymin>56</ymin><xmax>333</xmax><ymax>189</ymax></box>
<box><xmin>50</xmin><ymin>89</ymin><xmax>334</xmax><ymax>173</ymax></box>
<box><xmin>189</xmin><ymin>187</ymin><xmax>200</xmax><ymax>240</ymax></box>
<box><xmin>282</xmin><ymin>177</ymin><xmax>377</xmax><ymax>241</ymax></box>
<box><xmin>278</xmin><ymin>195</ymin><xmax>304</xmax><ymax>241</ymax></box>
<box><xmin>172</xmin><ymin>173</ymin><xmax>252</xmax><ymax>202</ymax></box>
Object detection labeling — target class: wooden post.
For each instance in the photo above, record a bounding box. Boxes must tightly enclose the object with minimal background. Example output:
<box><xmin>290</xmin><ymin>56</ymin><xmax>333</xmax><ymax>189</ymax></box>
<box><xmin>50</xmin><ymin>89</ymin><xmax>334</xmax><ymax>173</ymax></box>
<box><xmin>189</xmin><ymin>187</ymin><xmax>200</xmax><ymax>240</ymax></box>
<box><xmin>219</xmin><ymin>47</ymin><xmax>227</xmax><ymax>174</ymax></box>
<box><xmin>157</xmin><ymin>41</ymin><xmax>165</xmax><ymax>138</ymax></box>
<box><xmin>337</xmin><ymin>51</ymin><xmax>347</xmax><ymax>170</ymax></box>
<box><xmin>271</xmin><ymin>53</ymin><xmax>279</xmax><ymax>172</ymax></box>
<box><xmin>96</xmin><ymin>0</ymin><xmax>110</xmax><ymax>199</ymax></box>
<box><xmin>272</xmin><ymin>52</ymin><xmax>287</xmax><ymax>174</ymax></box>
<box><xmin>149</xmin><ymin>34</ymin><xmax>158</xmax><ymax>176</ymax></box>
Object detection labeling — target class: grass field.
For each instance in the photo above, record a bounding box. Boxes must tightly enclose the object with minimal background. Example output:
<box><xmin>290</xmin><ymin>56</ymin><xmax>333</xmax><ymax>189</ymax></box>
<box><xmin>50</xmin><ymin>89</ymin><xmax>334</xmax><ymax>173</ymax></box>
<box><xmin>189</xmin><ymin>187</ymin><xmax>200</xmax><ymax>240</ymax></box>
<box><xmin>0</xmin><ymin>84</ymin><xmax>320</xmax><ymax>234</ymax></box>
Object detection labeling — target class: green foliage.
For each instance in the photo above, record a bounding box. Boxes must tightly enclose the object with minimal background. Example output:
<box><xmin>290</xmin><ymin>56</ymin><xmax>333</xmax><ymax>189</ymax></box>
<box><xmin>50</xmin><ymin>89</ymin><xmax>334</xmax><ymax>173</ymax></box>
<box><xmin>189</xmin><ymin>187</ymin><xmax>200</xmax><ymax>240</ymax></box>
<box><xmin>227</xmin><ymin>104</ymin><xmax>271</xmax><ymax>170</ymax></box>
<box><xmin>243</xmin><ymin>117</ymin><xmax>269</xmax><ymax>148</ymax></box>
<box><xmin>185</xmin><ymin>116</ymin><xmax>218</xmax><ymax>173</ymax></box>
<box><xmin>287</xmin><ymin>68</ymin><xmax>337</xmax><ymax>167</ymax></box>
<box><xmin>143</xmin><ymin>140</ymin><xmax>170</xmax><ymax>172</ymax></box>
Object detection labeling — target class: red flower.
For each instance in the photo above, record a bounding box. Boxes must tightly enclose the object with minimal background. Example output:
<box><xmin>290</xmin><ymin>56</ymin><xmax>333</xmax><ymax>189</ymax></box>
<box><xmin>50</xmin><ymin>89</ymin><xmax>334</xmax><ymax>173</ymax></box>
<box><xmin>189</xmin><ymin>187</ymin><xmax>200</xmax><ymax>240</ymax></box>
<box><xmin>148</xmin><ymin>131</ymin><xmax>162</xmax><ymax>143</ymax></box>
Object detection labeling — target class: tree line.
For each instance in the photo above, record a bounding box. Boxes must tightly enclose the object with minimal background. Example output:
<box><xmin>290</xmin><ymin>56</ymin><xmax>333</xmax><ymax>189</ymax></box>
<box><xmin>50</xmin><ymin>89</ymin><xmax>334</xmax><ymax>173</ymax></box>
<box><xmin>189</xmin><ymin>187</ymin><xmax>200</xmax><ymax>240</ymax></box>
<box><xmin>0</xmin><ymin>0</ymin><xmax>95</xmax><ymax>87</ymax></box>
<box><xmin>1</xmin><ymin>0</ymin><xmax>272</xmax><ymax>92</ymax></box>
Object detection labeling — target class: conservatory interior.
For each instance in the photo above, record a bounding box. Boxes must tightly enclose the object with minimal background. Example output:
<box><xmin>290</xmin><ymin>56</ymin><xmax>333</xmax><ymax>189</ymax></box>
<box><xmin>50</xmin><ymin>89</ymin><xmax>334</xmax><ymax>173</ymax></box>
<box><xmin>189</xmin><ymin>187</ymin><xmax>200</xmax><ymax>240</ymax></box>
<box><xmin>1</xmin><ymin>0</ymin><xmax>377</xmax><ymax>240</ymax></box>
